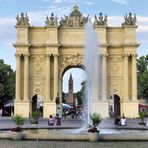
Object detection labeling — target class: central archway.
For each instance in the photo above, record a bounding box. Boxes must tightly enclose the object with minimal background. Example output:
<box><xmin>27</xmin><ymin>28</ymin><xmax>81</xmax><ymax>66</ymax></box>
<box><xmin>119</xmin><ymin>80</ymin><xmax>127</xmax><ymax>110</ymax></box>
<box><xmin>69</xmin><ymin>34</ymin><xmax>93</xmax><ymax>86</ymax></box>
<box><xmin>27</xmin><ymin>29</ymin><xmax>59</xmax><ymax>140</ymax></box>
<box><xmin>61</xmin><ymin>66</ymin><xmax>86</xmax><ymax>119</ymax></box>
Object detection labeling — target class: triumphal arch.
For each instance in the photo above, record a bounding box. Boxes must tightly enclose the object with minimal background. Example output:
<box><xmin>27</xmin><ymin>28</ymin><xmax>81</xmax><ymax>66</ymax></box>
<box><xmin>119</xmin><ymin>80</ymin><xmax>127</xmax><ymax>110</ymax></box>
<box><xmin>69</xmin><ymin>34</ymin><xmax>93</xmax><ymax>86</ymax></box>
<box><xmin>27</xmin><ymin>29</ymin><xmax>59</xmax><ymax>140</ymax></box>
<box><xmin>14</xmin><ymin>5</ymin><xmax>139</xmax><ymax>118</ymax></box>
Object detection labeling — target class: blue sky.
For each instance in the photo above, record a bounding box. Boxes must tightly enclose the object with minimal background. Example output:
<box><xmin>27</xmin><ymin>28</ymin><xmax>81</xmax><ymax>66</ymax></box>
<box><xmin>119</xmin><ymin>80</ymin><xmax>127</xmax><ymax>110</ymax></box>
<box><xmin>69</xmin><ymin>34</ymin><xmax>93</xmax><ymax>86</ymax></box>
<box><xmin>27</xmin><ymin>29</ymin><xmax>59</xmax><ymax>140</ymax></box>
<box><xmin>0</xmin><ymin>0</ymin><xmax>148</xmax><ymax>92</ymax></box>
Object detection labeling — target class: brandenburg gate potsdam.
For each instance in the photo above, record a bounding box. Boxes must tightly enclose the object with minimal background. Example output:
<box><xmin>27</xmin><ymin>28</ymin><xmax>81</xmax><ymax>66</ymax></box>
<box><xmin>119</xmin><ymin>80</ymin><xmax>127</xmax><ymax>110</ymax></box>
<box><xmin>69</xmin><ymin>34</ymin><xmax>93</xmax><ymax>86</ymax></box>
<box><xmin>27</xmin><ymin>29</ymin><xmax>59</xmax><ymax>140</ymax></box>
<box><xmin>14</xmin><ymin>5</ymin><xmax>139</xmax><ymax>118</ymax></box>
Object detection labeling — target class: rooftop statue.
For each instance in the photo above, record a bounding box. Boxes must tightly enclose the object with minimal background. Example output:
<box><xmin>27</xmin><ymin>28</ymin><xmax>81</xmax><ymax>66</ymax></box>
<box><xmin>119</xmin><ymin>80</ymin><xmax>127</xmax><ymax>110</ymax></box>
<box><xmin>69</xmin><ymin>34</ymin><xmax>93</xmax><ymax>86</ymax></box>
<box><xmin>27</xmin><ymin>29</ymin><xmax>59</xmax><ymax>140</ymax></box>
<box><xmin>59</xmin><ymin>4</ymin><xmax>89</xmax><ymax>27</ymax></box>
<box><xmin>122</xmin><ymin>12</ymin><xmax>136</xmax><ymax>26</ymax></box>
<box><xmin>45</xmin><ymin>13</ymin><xmax>58</xmax><ymax>27</ymax></box>
<box><xmin>94</xmin><ymin>13</ymin><xmax>107</xmax><ymax>26</ymax></box>
<box><xmin>16</xmin><ymin>13</ymin><xmax>29</xmax><ymax>27</ymax></box>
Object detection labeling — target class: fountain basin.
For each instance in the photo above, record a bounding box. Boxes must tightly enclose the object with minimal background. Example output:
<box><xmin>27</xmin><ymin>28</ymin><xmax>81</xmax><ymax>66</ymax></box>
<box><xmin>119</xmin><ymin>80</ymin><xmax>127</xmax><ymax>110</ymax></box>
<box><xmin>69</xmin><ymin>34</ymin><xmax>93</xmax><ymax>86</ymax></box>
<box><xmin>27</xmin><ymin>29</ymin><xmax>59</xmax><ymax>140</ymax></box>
<box><xmin>0</xmin><ymin>128</ymin><xmax>148</xmax><ymax>141</ymax></box>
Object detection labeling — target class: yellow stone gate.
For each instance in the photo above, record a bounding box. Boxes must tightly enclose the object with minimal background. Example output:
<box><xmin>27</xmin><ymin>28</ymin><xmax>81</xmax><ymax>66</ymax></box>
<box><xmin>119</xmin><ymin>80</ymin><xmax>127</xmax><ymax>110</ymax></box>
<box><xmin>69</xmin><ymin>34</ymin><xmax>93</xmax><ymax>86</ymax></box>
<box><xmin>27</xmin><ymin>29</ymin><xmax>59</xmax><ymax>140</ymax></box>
<box><xmin>14</xmin><ymin>5</ymin><xmax>139</xmax><ymax>118</ymax></box>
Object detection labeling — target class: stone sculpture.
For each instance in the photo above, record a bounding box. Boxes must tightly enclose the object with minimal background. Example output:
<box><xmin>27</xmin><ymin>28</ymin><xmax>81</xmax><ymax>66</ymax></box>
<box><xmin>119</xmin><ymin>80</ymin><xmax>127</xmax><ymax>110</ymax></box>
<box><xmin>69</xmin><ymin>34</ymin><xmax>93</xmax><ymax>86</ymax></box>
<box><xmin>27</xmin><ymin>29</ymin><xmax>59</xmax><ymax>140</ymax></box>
<box><xmin>94</xmin><ymin>13</ymin><xmax>107</xmax><ymax>26</ymax></box>
<box><xmin>122</xmin><ymin>12</ymin><xmax>136</xmax><ymax>26</ymax></box>
<box><xmin>45</xmin><ymin>13</ymin><xmax>58</xmax><ymax>26</ymax></box>
<box><xmin>16</xmin><ymin>13</ymin><xmax>29</xmax><ymax>27</ymax></box>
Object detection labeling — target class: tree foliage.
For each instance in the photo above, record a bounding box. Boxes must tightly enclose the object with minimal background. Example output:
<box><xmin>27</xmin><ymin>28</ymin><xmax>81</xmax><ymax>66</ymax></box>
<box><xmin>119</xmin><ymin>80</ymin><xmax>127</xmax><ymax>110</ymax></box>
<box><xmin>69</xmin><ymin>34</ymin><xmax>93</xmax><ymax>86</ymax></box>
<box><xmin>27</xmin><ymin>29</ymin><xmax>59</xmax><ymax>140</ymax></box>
<box><xmin>137</xmin><ymin>55</ymin><xmax>148</xmax><ymax>101</ymax></box>
<box><xmin>75</xmin><ymin>80</ymin><xmax>86</xmax><ymax>105</ymax></box>
<box><xmin>0</xmin><ymin>59</ymin><xmax>15</xmax><ymax>107</ymax></box>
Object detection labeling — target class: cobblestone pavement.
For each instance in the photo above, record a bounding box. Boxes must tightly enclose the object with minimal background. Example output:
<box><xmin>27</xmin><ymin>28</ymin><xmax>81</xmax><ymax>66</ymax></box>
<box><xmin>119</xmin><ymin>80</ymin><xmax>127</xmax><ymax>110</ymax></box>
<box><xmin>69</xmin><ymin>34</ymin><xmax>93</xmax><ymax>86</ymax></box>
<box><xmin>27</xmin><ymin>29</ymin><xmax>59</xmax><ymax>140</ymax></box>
<box><xmin>0</xmin><ymin>117</ymin><xmax>148</xmax><ymax>130</ymax></box>
<box><xmin>0</xmin><ymin>140</ymin><xmax>148</xmax><ymax>148</ymax></box>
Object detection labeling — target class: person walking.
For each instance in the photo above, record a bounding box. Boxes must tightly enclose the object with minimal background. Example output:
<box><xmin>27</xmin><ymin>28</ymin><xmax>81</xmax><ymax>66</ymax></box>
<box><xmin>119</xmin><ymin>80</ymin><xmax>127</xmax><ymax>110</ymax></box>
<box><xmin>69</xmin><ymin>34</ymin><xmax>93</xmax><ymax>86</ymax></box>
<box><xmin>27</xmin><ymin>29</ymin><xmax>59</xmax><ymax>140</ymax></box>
<box><xmin>57</xmin><ymin>107</ymin><xmax>62</xmax><ymax>118</ymax></box>
<box><xmin>48</xmin><ymin>115</ymin><xmax>55</xmax><ymax>126</ymax></box>
<box><xmin>55</xmin><ymin>114</ymin><xmax>62</xmax><ymax>126</ymax></box>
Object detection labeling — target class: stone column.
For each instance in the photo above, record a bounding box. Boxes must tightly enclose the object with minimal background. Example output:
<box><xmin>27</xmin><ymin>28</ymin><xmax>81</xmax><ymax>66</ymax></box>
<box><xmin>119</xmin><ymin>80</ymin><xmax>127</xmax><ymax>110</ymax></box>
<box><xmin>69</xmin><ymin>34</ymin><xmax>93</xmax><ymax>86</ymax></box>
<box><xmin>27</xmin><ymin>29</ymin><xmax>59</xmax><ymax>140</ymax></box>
<box><xmin>45</xmin><ymin>54</ymin><xmax>51</xmax><ymax>100</ymax></box>
<box><xmin>102</xmin><ymin>54</ymin><xmax>107</xmax><ymax>101</ymax></box>
<box><xmin>24</xmin><ymin>54</ymin><xmax>30</xmax><ymax>101</ymax></box>
<box><xmin>15</xmin><ymin>53</ymin><xmax>21</xmax><ymax>101</ymax></box>
<box><xmin>131</xmin><ymin>54</ymin><xmax>137</xmax><ymax>101</ymax></box>
<box><xmin>53</xmin><ymin>54</ymin><xmax>59</xmax><ymax>100</ymax></box>
<box><xmin>123</xmin><ymin>54</ymin><xmax>129</xmax><ymax>101</ymax></box>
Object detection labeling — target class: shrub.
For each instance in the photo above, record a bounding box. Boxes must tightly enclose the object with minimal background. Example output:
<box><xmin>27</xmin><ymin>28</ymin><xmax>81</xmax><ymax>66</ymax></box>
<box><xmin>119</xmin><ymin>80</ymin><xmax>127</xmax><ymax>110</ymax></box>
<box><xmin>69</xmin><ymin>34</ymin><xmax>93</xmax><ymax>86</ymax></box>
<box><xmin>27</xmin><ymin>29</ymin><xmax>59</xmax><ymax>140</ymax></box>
<box><xmin>12</xmin><ymin>114</ymin><xmax>24</xmax><ymax>132</ymax></box>
<box><xmin>88</xmin><ymin>112</ymin><xmax>101</xmax><ymax>133</ymax></box>
<box><xmin>31</xmin><ymin>111</ymin><xmax>40</xmax><ymax>124</ymax></box>
<box><xmin>139</xmin><ymin>111</ymin><xmax>145</xmax><ymax>123</ymax></box>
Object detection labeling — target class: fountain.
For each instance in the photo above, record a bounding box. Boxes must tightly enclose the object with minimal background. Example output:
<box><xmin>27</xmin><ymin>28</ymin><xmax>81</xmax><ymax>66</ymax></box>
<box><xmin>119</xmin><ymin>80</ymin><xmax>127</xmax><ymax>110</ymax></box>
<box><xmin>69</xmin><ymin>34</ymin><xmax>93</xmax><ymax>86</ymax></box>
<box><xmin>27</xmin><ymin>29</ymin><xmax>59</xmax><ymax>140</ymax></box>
<box><xmin>84</xmin><ymin>21</ymin><xmax>102</xmax><ymax>125</ymax></box>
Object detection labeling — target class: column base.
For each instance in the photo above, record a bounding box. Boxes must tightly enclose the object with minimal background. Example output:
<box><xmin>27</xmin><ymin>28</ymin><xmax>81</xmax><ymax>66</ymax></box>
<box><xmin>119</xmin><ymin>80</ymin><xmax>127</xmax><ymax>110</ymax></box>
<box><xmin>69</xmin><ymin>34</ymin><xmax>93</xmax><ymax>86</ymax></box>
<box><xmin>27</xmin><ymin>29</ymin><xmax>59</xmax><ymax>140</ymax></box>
<box><xmin>14</xmin><ymin>101</ymin><xmax>30</xmax><ymax>118</ymax></box>
<box><xmin>43</xmin><ymin>101</ymin><xmax>56</xmax><ymax>118</ymax></box>
<box><xmin>122</xmin><ymin>101</ymin><xmax>139</xmax><ymax>118</ymax></box>
<box><xmin>93</xmin><ymin>101</ymin><xmax>109</xmax><ymax>118</ymax></box>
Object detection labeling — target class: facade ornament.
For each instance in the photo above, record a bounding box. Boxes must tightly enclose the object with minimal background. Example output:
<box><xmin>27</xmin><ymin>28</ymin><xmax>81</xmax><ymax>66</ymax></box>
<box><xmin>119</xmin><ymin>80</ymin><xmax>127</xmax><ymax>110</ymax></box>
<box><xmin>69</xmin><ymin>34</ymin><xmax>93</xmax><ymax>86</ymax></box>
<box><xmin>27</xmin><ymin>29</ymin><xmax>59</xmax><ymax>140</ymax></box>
<box><xmin>94</xmin><ymin>13</ymin><xmax>107</xmax><ymax>26</ymax></box>
<box><xmin>23</xmin><ymin>54</ymin><xmax>30</xmax><ymax>60</ymax></box>
<box><xmin>45</xmin><ymin>13</ymin><xmax>58</xmax><ymax>27</ymax></box>
<box><xmin>122</xmin><ymin>12</ymin><xmax>136</xmax><ymax>26</ymax></box>
<box><xmin>16</xmin><ymin>13</ymin><xmax>29</xmax><ymax>27</ymax></box>
<box><xmin>59</xmin><ymin>4</ymin><xmax>89</xmax><ymax>27</ymax></box>
<box><xmin>15</xmin><ymin>53</ymin><xmax>22</xmax><ymax>58</ymax></box>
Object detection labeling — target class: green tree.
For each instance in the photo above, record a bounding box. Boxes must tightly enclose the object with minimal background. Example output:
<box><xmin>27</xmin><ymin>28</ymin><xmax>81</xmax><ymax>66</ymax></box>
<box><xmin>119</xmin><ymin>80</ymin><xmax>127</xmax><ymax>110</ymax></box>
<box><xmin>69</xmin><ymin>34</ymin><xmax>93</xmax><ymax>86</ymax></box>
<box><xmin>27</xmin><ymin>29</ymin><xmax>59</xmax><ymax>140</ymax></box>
<box><xmin>75</xmin><ymin>80</ymin><xmax>86</xmax><ymax>105</ymax></box>
<box><xmin>0</xmin><ymin>59</ymin><xmax>15</xmax><ymax>108</ymax></box>
<box><xmin>137</xmin><ymin>55</ymin><xmax>148</xmax><ymax>101</ymax></box>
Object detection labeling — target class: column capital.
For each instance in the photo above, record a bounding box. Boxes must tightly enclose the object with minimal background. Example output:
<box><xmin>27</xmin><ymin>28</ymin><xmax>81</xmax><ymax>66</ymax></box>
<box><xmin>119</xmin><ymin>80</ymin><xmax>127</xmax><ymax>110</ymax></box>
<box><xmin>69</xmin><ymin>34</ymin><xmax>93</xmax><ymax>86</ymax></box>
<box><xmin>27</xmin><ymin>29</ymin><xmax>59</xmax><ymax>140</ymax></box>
<box><xmin>23</xmin><ymin>54</ymin><xmax>30</xmax><ymax>60</ymax></box>
<box><xmin>101</xmin><ymin>53</ymin><xmax>108</xmax><ymax>58</ymax></box>
<box><xmin>53</xmin><ymin>54</ymin><xmax>59</xmax><ymax>57</ymax></box>
<box><xmin>131</xmin><ymin>54</ymin><xmax>137</xmax><ymax>58</ymax></box>
<box><xmin>45</xmin><ymin>54</ymin><xmax>51</xmax><ymax>60</ymax></box>
<box><xmin>15</xmin><ymin>53</ymin><xmax>22</xmax><ymax>58</ymax></box>
<box><xmin>123</xmin><ymin>53</ymin><xmax>130</xmax><ymax>57</ymax></box>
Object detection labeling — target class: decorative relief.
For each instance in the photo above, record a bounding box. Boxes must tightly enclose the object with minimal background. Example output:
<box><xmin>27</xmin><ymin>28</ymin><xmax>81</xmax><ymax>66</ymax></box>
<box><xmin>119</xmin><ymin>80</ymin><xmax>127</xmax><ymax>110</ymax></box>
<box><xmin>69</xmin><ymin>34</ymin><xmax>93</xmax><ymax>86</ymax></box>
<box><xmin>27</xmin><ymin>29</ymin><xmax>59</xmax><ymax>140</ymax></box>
<box><xmin>30</xmin><ymin>55</ymin><xmax>46</xmax><ymax>61</ymax></box>
<box><xmin>45</xmin><ymin>13</ymin><xmax>58</xmax><ymax>27</ymax></box>
<box><xmin>110</xmin><ymin>62</ymin><xmax>119</xmax><ymax>73</ymax></box>
<box><xmin>33</xmin><ymin>81</ymin><xmax>44</xmax><ymax>86</ymax></box>
<box><xmin>110</xmin><ymin>81</ymin><xmax>121</xmax><ymax>95</ymax></box>
<box><xmin>59</xmin><ymin>53</ymin><xmax>83</xmax><ymax>74</ymax></box>
<box><xmin>94</xmin><ymin>13</ymin><xmax>107</xmax><ymax>26</ymax></box>
<box><xmin>16</xmin><ymin>13</ymin><xmax>29</xmax><ymax>27</ymax></box>
<box><xmin>32</xmin><ymin>80</ymin><xmax>44</xmax><ymax>95</ymax></box>
<box><xmin>109</xmin><ymin>55</ymin><xmax>123</xmax><ymax>62</ymax></box>
<box><xmin>59</xmin><ymin>4</ymin><xmax>88</xmax><ymax>27</ymax></box>
<box><xmin>34</xmin><ymin>63</ymin><xmax>42</xmax><ymax>74</ymax></box>
<box><xmin>122</xmin><ymin>12</ymin><xmax>136</xmax><ymax>26</ymax></box>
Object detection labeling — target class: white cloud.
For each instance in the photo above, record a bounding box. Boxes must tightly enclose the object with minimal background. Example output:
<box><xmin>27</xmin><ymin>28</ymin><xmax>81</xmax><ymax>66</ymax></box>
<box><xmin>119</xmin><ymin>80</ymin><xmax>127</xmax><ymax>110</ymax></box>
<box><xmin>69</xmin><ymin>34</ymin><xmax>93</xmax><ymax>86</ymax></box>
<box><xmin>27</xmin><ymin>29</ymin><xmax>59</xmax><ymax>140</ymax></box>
<box><xmin>28</xmin><ymin>6</ymin><xmax>71</xmax><ymax>26</ymax></box>
<box><xmin>108</xmin><ymin>16</ymin><xmax>123</xmax><ymax>26</ymax></box>
<box><xmin>0</xmin><ymin>17</ymin><xmax>15</xmax><ymax>44</ymax></box>
<box><xmin>42</xmin><ymin>0</ymin><xmax>67</xmax><ymax>3</ymax></box>
<box><xmin>85</xmin><ymin>1</ymin><xmax>94</xmax><ymax>5</ymax></box>
<box><xmin>110</xmin><ymin>0</ymin><xmax>128</xmax><ymax>5</ymax></box>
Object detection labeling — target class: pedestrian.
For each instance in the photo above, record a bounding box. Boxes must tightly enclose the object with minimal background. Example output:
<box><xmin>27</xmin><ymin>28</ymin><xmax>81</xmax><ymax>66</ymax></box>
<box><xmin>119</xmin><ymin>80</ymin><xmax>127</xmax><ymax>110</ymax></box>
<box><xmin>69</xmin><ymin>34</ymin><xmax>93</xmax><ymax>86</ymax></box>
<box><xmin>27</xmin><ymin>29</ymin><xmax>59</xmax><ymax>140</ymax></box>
<box><xmin>48</xmin><ymin>115</ymin><xmax>55</xmax><ymax>126</ymax></box>
<box><xmin>120</xmin><ymin>115</ymin><xmax>127</xmax><ymax>126</ymax></box>
<box><xmin>146</xmin><ymin>119</ymin><xmax>148</xmax><ymax>126</ymax></box>
<box><xmin>57</xmin><ymin>107</ymin><xmax>62</xmax><ymax>118</ymax></box>
<box><xmin>114</xmin><ymin>116</ymin><xmax>121</xmax><ymax>126</ymax></box>
<box><xmin>0</xmin><ymin>108</ymin><xmax>2</xmax><ymax>116</ymax></box>
<box><xmin>55</xmin><ymin>114</ymin><xmax>62</xmax><ymax>126</ymax></box>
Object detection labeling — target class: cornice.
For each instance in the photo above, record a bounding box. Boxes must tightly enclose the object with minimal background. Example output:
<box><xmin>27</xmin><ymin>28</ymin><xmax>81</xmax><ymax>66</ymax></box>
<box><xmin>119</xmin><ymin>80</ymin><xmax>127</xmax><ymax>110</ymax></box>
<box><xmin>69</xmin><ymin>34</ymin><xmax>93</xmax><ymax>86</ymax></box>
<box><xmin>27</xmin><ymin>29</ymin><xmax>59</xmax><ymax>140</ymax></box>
<box><xmin>108</xmin><ymin>43</ymin><xmax>140</xmax><ymax>48</ymax></box>
<box><xmin>123</xmin><ymin>43</ymin><xmax>140</xmax><ymax>47</ymax></box>
<box><xmin>13</xmin><ymin>43</ymin><xmax>139</xmax><ymax>48</ymax></box>
<box><xmin>13</xmin><ymin>43</ymin><xmax>31</xmax><ymax>47</ymax></box>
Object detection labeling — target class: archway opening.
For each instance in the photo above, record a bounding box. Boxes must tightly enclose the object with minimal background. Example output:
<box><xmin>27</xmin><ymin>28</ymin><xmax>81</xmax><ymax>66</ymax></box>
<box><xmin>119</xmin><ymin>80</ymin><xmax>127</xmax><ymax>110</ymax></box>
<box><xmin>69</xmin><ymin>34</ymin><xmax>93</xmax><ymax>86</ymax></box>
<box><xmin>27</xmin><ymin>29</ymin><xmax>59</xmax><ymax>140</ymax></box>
<box><xmin>32</xmin><ymin>94</ymin><xmax>43</xmax><ymax>117</ymax></box>
<box><xmin>114</xmin><ymin>94</ymin><xmax>120</xmax><ymax>117</ymax></box>
<box><xmin>62</xmin><ymin>67</ymin><xmax>86</xmax><ymax>119</ymax></box>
